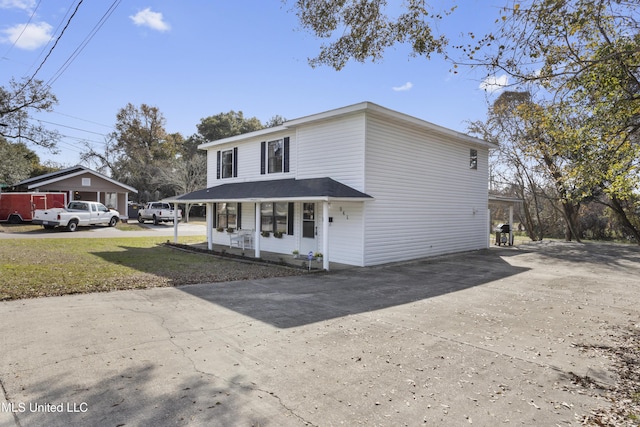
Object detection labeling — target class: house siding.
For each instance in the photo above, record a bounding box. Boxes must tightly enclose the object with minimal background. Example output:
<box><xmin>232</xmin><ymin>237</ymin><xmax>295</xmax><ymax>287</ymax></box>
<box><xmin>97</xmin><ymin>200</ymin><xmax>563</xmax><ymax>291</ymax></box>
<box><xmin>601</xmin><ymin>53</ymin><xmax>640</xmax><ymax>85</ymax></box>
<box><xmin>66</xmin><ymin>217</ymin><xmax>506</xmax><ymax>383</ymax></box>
<box><xmin>295</xmin><ymin>113</ymin><xmax>366</xmax><ymax>191</ymax></box>
<box><xmin>327</xmin><ymin>201</ymin><xmax>365</xmax><ymax>266</ymax></box>
<box><xmin>363</xmin><ymin>114</ymin><xmax>489</xmax><ymax>265</ymax></box>
<box><xmin>195</xmin><ymin>103</ymin><xmax>494</xmax><ymax>268</ymax></box>
<box><xmin>206</xmin><ymin>131</ymin><xmax>295</xmax><ymax>187</ymax></box>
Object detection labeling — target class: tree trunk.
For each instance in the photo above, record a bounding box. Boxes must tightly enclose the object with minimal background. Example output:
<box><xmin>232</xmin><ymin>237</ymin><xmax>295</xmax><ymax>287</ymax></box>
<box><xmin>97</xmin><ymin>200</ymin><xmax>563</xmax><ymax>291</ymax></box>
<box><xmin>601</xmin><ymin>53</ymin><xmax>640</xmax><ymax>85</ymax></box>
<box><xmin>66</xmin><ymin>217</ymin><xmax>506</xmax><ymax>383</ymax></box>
<box><xmin>609</xmin><ymin>196</ymin><xmax>640</xmax><ymax>245</ymax></box>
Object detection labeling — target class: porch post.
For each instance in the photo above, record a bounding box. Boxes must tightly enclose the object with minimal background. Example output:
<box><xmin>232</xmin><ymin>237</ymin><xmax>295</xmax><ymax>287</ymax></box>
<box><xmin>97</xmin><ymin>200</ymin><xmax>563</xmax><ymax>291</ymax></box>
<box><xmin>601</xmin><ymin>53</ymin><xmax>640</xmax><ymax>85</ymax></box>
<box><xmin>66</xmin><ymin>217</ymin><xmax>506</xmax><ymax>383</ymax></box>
<box><xmin>206</xmin><ymin>203</ymin><xmax>213</xmax><ymax>250</ymax></box>
<box><xmin>173</xmin><ymin>206</ymin><xmax>178</xmax><ymax>243</ymax></box>
<box><xmin>322</xmin><ymin>200</ymin><xmax>329</xmax><ymax>271</ymax></box>
<box><xmin>254</xmin><ymin>202</ymin><xmax>261</xmax><ymax>258</ymax></box>
<box><xmin>509</xmin><ymin>205</ymin><xmax>514</xmax><ymax>246</ymax></box>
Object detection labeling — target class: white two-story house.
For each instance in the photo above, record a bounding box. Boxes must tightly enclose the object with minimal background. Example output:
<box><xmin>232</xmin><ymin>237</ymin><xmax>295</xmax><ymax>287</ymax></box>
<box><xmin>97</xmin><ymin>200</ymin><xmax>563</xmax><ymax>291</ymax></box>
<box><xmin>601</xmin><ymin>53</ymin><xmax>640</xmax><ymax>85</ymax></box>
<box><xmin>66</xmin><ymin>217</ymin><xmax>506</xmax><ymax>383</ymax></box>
<box><xmin>174</xmin><ymin>102</ymin><xmax>496</xmax><ymax>270</ymax></box>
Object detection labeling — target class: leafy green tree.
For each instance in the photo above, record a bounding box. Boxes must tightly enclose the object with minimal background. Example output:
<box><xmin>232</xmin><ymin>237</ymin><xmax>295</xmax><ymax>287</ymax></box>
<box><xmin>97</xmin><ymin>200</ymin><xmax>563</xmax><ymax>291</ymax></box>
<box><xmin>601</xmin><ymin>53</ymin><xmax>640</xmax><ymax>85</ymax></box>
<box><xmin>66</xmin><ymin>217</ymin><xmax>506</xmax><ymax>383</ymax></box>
<box><xmin>82</xmin><ymin>103</ymin><xmax>181</xmax><ymax>202</ymax></box>
<box><xmin>470</xmin><ymin>0</ymin><xmax>640</xmax><ymax>243</ymax></box>
<box><xmin>196</xmin><ymin>111</ymin><xmax>263</xmax><ymax>142</ymax></box>
<box><xmin>0</xmin><ymin>78</ymin><xmax>59</xmax><ymax>150</ymax></box>
<box><xmin>0</xmin><ymin>137</ymin><xmax>39</xmax><ymax>186</ymax></box>
<box><xmin>289</xmin><ymin>0</ymin><xmax>450</xmax><ymax>70</ymax></box>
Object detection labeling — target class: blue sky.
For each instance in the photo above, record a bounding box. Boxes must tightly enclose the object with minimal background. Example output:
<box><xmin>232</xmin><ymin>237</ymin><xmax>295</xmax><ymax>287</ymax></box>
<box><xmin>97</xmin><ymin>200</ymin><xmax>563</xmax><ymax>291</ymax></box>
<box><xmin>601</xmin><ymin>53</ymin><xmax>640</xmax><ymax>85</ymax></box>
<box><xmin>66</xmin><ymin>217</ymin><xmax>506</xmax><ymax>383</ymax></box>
<box><xmin>0</xmin><ymin>0</ymin><xmax>507</xmax><ymax>166</ymax></box>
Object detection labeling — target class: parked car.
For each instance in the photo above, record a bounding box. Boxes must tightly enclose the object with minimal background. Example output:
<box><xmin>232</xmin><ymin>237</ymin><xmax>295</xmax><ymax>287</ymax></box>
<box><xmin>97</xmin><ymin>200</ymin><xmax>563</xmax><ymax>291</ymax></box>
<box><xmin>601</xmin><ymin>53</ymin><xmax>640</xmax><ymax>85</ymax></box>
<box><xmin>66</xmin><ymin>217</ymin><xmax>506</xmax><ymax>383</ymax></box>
<box><xmin>32</xmin><ymin>201</ymin><xmax>120</xmax><ymax>232</ymax></box>
<box><xmin>137</xmin><ymin>202</ymin><xmax>182</xmax><ymax>225</ymax></box>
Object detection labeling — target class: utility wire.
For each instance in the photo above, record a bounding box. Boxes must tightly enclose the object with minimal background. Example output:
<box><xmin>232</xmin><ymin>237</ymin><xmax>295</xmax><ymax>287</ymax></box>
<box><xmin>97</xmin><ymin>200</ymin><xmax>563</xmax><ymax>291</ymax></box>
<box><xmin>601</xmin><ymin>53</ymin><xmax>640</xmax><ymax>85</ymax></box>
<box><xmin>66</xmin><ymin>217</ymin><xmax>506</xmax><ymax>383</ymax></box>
<box><xmin>14</xmin><ymin>0</ymin><xmax>84</xmax><ymax>98</ymax></box>
<box><xmin>36</xmin><ymin>118</ymin><xmax>110</xmax><ymax>136</ymax></box>
<box><xmin>24</xmin><ymin>1</ymin><xmax>77</xmax><ymax>78</ymax></box>
<box><xmin>1</xmin><ymin>0</ymin><xmax>42</xmax><ymax>59</ymax></box>
<box><xmin>46</xmin><ymin>0</ymin><xmax>122</xmax><ymax>88</ymax></box>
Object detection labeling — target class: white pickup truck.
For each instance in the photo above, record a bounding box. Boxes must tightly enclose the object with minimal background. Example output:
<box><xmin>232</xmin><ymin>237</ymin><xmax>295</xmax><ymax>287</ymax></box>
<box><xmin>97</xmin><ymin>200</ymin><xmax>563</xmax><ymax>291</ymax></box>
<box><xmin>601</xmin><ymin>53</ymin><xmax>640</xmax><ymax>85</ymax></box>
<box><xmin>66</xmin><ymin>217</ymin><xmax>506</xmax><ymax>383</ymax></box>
<box><xmin>32</xmin><ymin>201</ymin><xmax>120</xmax><ymax>232</ymax></box>
<box><xmin>137</xmin><ymin>202</ymin><xmax>182</xmax><ymax>225</ymax></box>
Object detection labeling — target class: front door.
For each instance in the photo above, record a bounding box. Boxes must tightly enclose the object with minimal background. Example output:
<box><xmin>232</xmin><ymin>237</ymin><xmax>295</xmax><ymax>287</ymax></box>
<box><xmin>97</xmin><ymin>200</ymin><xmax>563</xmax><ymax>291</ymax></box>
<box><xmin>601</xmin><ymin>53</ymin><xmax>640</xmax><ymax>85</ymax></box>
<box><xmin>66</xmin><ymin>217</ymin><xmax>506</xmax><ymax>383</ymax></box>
<box><xmin>300</xmin><ymin>202</ymin><xmax>317</xmax><ymax>256</ymax></box>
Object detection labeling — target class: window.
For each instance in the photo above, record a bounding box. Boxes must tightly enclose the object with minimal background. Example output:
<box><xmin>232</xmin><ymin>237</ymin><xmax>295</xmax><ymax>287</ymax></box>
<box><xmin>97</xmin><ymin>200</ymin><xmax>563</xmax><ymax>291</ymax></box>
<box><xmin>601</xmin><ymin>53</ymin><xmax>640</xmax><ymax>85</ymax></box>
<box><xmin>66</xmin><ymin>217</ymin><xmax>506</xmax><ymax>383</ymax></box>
<box><xmin>303</xmin><ymin>203</ymin><xmax>315</xmax><ymax>238</ymax></box>
<box><xmin>268</xmin><ymin>139</ymin><xmax>283</xmax><ymax>173</ymax></box>
<box><xmin>105</xmin><ymin>192</ymin><xmax>117</xmax><ymax>209</ymax></box>
<box><xmin>221</xmin><ymin>149</ymin><xmax>234</xmax><ymax>178</ymax></box>
<box><xmin>217</xmin><ymin>203</ymin><xmax>237</xmax><ymax>229</ymax></box>
<box><xmin>261</xmin><ymin>202</ymin><xmax>289</xmax><ymax>233</ymax></box>
<box><xmin>217</xmin><ymin>147</ymin><xmax>238</xmax><ymax>179</ymax></box>
<box><xmin>261</xmin><ymin>137</ymin><xmax>289</xmax><ymax>174</ymax></box>
<box><xmin>470</xmin><ymin>149</ymin><xmax>478</xmax><ymax>170</ymax></box>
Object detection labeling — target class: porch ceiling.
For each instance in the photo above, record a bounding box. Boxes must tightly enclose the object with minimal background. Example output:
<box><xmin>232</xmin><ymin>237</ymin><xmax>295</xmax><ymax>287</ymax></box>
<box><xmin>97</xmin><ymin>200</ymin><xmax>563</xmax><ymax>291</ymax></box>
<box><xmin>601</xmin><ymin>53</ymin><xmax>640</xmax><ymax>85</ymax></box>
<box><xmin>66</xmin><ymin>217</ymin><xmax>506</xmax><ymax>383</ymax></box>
<box><xmin>173</xmin><ymin>177</ymin><xmax>373</xmax><ymax>203</ymax></box>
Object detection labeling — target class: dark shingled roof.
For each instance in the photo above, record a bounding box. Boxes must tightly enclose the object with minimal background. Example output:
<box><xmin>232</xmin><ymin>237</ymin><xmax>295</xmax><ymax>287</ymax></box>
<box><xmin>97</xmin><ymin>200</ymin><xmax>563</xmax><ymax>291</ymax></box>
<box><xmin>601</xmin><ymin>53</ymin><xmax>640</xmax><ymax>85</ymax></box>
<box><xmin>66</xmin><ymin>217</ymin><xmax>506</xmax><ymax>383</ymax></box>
<box><xmin>176</xmin><ymin>178</ymin><xmax>373</xmax><ymax>201</ymax></box>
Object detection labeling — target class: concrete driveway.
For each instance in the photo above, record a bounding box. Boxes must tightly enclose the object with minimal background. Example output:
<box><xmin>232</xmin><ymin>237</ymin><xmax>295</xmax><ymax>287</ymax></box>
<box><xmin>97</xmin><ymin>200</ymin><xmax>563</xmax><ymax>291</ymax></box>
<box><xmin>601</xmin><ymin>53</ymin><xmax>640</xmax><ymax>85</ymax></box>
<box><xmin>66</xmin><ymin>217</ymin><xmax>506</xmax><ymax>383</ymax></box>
<box><xmin>1</xmin><ymin>241</ymin><xmax>638</xmax><ymax>426</ymax></box>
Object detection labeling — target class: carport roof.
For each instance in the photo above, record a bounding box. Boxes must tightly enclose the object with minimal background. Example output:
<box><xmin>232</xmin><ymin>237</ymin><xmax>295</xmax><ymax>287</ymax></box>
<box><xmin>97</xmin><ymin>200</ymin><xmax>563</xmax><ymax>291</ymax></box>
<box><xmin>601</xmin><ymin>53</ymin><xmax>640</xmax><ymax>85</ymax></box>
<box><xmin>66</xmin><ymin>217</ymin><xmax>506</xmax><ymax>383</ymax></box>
<box><xmin>173</xmin><ymin>177</ymin><xmax>373</xmax><ymax>203</ymax></box>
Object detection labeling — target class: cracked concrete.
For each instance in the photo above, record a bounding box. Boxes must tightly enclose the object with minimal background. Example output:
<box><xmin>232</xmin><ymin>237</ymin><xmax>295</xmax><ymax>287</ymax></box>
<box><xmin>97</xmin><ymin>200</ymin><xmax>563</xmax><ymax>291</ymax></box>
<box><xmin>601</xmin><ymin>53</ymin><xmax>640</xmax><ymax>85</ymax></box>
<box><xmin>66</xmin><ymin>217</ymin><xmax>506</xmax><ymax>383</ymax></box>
<box><xmin>1</xmin><ymin>241</ymin><xmax>639</xmax><ymax>426</ymax></box>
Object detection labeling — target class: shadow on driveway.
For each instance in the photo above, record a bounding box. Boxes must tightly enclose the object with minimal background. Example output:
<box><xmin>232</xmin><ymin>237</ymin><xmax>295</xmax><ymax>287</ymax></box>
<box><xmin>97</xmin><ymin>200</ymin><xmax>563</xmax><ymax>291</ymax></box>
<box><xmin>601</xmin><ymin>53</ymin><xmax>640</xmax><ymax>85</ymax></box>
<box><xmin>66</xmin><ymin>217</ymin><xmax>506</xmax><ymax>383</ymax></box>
<box><xmin>179</xmin><ymin>248</ymin><xmax>530</xmax><ymax>328</ymax></box>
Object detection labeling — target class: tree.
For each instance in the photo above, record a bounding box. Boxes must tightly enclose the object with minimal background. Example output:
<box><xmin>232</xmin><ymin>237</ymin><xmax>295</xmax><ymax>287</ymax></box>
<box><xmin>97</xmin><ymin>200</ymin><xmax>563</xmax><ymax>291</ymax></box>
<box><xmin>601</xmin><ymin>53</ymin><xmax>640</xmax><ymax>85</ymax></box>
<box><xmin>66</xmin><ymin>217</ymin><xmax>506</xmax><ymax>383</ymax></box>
<box><xmin>469</xmin><ymin>0</ymin><xmax>640</xmax><ymax>243</ymax></box>
<box><xmin>289</xmin><ymin>0</ymin><xmax>450</xmax><ymax>70</ymax></box>
<box><xmin>0</xmin><ymin>78</ymin><xmax>59</xmax><ymax>150</ymax></box>
<box><xmin>81</xmin><ymin>103</ymin><xmax>180</xmax><ymax>202</ymax></box>
<box><xmin>471</xmin><ymin>91</ymin><xmax>590</xmax><ymax>241</ymax></box>
<box><xmin>196</xmin><ymin>111</ymin><xmax>263</xmax><ymax>142</ymax></box>
<box><xmin>0</xmin><ymin>137</ymin><xmax>39</xmax><ymax>186</ymax></box>
<box><xmin>265</xmin><ymin>115</ymin><xmax>287</xmax><ymax>128</ymax></box>
<box><xmin>469</xmin><ymin>91</ymin><xmax>547</xmax><ymax>240</ymax></box>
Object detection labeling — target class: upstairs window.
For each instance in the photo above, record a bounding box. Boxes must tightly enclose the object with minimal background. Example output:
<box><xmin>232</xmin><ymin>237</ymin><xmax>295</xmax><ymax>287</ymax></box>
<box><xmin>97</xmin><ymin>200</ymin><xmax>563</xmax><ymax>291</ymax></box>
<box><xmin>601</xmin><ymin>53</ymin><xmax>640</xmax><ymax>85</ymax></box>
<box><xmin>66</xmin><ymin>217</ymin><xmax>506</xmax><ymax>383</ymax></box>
<box><xmin>217</xmin><ymin>147</ymin><xmax>238</xmax><ymax>179</ymax></box>
<box><xmin>469</xmin><ymin>149</ymin><xmax>478</xmax><ymax>170</ymax></box>
<box><xmin>268</xmin><ymin>139</ymin><xmax>283</xmax><ymax>173</ymax></box>
<box><xmin>261</xmin><ymin>137</ymin><xmax>290</xmax><ymax>174</ymax></box>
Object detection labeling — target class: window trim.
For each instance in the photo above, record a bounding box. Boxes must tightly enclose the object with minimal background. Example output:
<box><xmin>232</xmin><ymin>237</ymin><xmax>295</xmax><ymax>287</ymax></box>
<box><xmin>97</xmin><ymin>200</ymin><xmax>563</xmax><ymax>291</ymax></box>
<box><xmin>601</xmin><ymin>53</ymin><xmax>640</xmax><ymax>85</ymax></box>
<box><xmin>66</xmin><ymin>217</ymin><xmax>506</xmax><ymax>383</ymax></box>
<box><xmin>217</xmin><ymin>147</ymin><xmax>238</xmax><ymax>179</ymax></box>
<box><xmin>469</xmin><ymin>149</ymin><xmax>478</xmax><ymax>170</ymax></box>
<box><xmin>261</xmin><ymin>137</ymin><xmax>289</xmax><ymax>175</ymax></box>
<box><xmin>216</xmin><ymin>202</ymin><xmax>238</xmax><ymax>229</ymax></box>
<box><xmin>260</xmin><ymin>202</ymin><xmax>291</xmax><ymax>234</ymax></box>
<box><xmin>267</xmin><ymin>139</ymin><xmax>284</xmax><ymax>174</ymax></box>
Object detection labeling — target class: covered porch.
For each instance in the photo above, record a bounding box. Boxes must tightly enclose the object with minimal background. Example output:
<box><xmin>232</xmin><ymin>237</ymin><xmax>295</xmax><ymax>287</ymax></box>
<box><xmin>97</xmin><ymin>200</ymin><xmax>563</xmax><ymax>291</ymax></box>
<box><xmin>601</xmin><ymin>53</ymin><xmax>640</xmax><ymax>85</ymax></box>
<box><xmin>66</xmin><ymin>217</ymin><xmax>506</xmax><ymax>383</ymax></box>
<box><xmin>168</xmin><ymin>178</ymin><xmax>373</xmax><ymax>271</ymax></box>
<box><xmin>488</xmin><ymin>195</ymin><xmax>524</xmax><ymax>246</ymax></box>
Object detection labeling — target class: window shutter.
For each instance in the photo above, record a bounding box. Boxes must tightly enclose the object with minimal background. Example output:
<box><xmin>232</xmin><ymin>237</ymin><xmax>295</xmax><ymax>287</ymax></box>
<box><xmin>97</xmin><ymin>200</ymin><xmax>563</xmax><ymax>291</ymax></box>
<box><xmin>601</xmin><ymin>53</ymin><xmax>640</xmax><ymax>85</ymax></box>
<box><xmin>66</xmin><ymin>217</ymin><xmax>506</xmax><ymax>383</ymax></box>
<box><xmin>213</xmin><ymin>203</ymin><xmax>217</xmax><ymax>228</ymax></box>
<box><xmin>216</xmin><ymin>151</ymin><xmax>221</xmax><ymax>179</ymax></box>
<box><xmin>233</xmin><ymin>147</ymin><xmax>238</xmax><ymax>177</ymax></box>
<box><xmin>260</xmin><ymin>141</ymin><xmax>266</xmax><ymax>175</ymax></box>
<box><xmin>287</xmin><ymin>202</ymin><xmax>294</xmax><ymax>235</ymax></box>
<box><xmin>283</xmin><ymin>137</ymin><xmax>290</xmax><ymax>173</ymax></box>
<box><xmin>237</xmin><ymin>203</ymin><xmax>242</xmax><ymax>229</ymax></box>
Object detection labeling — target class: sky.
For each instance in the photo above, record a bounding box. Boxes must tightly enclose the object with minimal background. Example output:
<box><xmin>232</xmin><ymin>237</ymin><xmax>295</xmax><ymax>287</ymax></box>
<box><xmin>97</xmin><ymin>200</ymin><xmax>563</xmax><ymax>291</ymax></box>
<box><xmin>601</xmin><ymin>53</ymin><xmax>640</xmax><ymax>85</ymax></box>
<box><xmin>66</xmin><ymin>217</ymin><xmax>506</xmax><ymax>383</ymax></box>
<box><xmin>0</xmin><ymin>0</ymin><xmax>508</xmax><ymax>167</ymax></box>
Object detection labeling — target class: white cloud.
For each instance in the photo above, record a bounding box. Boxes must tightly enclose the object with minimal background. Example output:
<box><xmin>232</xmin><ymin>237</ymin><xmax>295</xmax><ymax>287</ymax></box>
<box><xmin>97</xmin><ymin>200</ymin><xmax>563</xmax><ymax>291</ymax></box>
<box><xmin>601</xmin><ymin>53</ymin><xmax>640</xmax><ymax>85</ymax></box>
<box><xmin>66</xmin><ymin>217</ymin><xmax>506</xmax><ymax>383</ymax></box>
<box><xmin>130</xmin><ymin>8</ymin><xmax>170</xmax><ymax>32</ymax></box>
<box><xmin>0</xmin><ymin>21</ymin><xmax>52</xmax><ymax>50</ymax></box>
<box><xmin>392</xmin><ymin>82</ymin><xmax>413</xmax><ymax>92</ymax></box>
<box><xmin>479</xmin><ymin>75</ymin><xmax>509</xmax><ymax>94</ymax></box>
<box><xmin>0</xmin><ymin>0</ymin><xmax>36</xmax><ymax>11</ymax></box>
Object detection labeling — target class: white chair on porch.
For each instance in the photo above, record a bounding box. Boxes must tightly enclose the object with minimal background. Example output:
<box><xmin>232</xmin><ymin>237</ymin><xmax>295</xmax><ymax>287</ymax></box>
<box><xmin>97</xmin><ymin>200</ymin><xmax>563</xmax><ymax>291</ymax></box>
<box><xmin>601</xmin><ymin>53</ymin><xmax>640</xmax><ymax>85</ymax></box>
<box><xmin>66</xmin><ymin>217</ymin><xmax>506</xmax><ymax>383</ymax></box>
<box><xmin>229</xmin><ymin>229</ymin><xmax>254</xmax><ymax>250</ymax></box>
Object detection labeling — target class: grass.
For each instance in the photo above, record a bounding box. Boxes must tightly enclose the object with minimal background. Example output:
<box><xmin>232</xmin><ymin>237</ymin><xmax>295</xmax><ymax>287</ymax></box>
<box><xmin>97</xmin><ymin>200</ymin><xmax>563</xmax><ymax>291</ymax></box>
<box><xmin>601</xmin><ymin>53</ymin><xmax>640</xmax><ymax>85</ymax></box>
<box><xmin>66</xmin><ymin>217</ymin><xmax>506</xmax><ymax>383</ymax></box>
<box><xmin>0</xmin><ymin>235</ymin><xmax>303</xmax><ymax>301</ymax></box>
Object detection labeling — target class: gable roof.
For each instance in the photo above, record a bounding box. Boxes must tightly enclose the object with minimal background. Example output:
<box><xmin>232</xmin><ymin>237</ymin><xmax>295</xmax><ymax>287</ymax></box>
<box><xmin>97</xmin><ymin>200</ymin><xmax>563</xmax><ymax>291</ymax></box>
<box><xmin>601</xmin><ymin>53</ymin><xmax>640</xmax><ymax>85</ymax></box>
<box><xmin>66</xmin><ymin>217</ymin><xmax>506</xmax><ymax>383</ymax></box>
<box><xmin>197</xmin><ymin>101</ymin><xmax>497</xmax><ymax>150</ymax></box>
<box><xmin>16</xmin><ymin>165</ymin><xmax>138</xmax><ymax>193</ymax></box>
<box><xmin>173</xmin><ymin>177</ymin><xmax>373</xmax><ymax>203</ymax></box>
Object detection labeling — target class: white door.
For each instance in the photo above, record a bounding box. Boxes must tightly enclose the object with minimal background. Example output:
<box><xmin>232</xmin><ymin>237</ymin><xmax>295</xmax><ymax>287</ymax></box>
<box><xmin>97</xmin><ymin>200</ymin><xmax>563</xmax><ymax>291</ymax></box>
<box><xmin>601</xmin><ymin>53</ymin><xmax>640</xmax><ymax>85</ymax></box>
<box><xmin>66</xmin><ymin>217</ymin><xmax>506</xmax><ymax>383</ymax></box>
<box><xmin>300</xmin><ymin>202</ymin><xmax>317</xmax><ymax>257</ymax></box>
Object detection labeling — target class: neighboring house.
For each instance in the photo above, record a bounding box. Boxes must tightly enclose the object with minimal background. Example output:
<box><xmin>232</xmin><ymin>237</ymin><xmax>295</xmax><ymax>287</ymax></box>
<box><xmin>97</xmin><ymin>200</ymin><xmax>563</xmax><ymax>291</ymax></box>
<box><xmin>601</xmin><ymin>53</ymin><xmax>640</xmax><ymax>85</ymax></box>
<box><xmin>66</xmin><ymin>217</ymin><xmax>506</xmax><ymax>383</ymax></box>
<box><xmin>174</xmin><ymin>102</ymin><xmax>497</xmax><ymax>270</ymax></box>
<box><xmin>14</xmin><ymin>166</ymin><xmax>137</xmax><ymax>219</ymax></box>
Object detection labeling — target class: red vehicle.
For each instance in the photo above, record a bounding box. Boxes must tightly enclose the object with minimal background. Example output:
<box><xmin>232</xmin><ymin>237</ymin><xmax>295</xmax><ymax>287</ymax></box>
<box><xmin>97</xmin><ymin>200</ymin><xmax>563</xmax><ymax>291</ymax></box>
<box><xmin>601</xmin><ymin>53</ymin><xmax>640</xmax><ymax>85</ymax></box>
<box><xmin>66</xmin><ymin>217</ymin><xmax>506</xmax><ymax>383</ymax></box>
<box><xmin>0</xmin><ymin>192</ymin><xmax>67</xmax><ymax>223</ymax></box>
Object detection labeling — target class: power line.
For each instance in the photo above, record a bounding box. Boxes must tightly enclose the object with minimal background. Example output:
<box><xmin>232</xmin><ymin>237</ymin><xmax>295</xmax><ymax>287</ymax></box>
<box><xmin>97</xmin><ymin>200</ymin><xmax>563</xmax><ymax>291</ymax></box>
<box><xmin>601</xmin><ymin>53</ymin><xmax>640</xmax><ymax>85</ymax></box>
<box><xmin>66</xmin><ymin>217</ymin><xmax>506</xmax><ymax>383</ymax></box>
<box><xmin>19</xmin><ymin>0</ymin><xmax>84</xmax><ymax>93</ymax></box>
<box><xmin>36</xmin><ymin>118</ymin><xmax>110</xmax><ymax>137</ymax></box>
<box><xmin>23</xmin><ymin>1</ymin><xmax>78</xmax><ymax>78</ymax></box>
<box><xmin>1</xmin><ymin>0</ymin><xmax>42</xmax><ymax>59</ymax></box>
<box><xmin>46</xmin><ymin>0</ymin><xmax>122</xmax><ymax>88</ymax></box>
<box><xmin>52</xmin><ymin>111</ymin><xmax>114</xmax><ymax>129</ymax></box>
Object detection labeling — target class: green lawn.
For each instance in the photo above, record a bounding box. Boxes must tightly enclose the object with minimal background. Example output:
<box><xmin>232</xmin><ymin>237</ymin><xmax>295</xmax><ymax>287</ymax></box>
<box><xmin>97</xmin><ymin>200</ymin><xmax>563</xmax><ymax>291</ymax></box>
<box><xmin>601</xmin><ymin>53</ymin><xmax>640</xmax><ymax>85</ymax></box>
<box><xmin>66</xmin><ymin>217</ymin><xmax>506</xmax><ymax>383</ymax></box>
<box><xmin>0</xmin><ymin>236</ymin><xmax>302</xmax><ymax>300</ymax></box>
